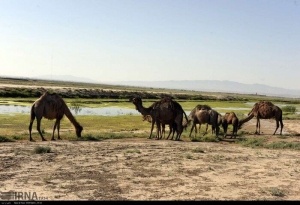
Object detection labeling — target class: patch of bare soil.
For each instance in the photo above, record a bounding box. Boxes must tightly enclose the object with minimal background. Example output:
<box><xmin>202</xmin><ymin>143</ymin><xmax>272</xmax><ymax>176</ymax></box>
<box><xmin>0</xmin><ymin>119</ymin><xmax>299</xmax><ymax>201</ymax></box>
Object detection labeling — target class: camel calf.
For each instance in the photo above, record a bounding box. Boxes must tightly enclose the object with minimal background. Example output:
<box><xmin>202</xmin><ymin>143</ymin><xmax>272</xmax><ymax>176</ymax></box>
<box><xmin>222</xmin><ymin>112</ymin><xmax>239</xmax><ymax>138</ymax></box>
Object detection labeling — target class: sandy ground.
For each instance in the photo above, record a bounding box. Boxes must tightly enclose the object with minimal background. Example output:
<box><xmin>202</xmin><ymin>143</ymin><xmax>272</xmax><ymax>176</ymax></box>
<box><xmin>0</xmin><ymin>119</ymin><xmax>300</xmax><ymax>201</ymax></box>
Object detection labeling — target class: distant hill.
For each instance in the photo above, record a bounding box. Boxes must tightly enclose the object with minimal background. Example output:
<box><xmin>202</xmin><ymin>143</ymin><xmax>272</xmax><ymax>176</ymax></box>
<box><xmin>3</xmin><ymin>75</ymin><xmax>300</xmax><ymax>98</ymax></box>
<box><xmin>105</xmin><ymin>80</ymin><xmax>300</xmax><ymax>98</ymax></box>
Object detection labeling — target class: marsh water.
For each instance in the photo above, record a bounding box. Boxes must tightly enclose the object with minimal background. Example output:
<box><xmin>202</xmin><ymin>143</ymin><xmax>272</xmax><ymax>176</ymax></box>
<box><xmin>0</xmin><ymin>104</ymin><xmax>254</xmax><ymax>116</ymax></box>
<box><xmin>0</xmin><ymin>105</ymin><xmax>141</xmax><ymax>116</ymax></box>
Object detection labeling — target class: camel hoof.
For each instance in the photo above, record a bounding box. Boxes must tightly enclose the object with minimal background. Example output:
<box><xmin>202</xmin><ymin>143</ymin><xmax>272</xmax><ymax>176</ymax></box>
<box><xmin>51</xmin><ymin>138</ymin><xmax>56</xmax><ymax>141</ymax></box>
<box><xmin>42</xmin><ymin>139</ymin><xmax>47</xmax><ymax>141</ymax></box>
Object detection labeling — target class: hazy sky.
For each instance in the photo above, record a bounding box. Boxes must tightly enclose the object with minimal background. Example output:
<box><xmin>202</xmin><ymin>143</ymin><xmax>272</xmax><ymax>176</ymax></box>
<box><xmin>1</xmin><ymin>0</ymin><xmax>299</xmax><ymax>90</ymax></box>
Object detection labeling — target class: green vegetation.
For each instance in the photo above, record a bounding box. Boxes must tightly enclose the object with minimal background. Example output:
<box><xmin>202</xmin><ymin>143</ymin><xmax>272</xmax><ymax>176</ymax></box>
<box><xmin>236</xmin><ymin>137</ymin><xmax>300</xmax><ymax>150</ymax></box>
<box><xmin>281</xmin><ymin>105</ymin><xmax>297</xmax><ymax>114</ymax></box>
<box><xmin>32</xmin><ymin>146</ymin><xmax>51</xmax><ymax>154</ymax></box>
<box><xmin>0</xmin><ymin>77</ymin><xmax>300</xmax><ymax>151</ymax></box>
<box><xmin>191</xmin><ymin>147</ymin><xmax>205</xmax><ymax>153</ymax></box>
<box><xmin>269</xmin><ymin>187</ymin><xmax>285</xmax><ymax>197</ymax></box>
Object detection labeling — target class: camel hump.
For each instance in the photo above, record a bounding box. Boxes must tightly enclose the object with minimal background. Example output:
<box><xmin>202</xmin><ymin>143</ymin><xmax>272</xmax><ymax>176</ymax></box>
<box><xmin>159</xmin><ymin>97</ymin><xmax>175</xmax><ymax>110</ymax></box>
<box><xmin>196</xmin><ymin>104</ymin><xmax>211</xmax><ymax>110</ymax></box>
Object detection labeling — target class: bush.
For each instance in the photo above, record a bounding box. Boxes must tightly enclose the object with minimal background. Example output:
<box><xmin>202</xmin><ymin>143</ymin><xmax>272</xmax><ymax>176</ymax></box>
<box><xmin>32</xmin><ymin>146</ymin><xmax>51</xmax><ymax>154</ymax></box>
<box><xmin>281</xmin><ymin>105</ymin><xmax>297</xmax><ymax>114</ymax></box>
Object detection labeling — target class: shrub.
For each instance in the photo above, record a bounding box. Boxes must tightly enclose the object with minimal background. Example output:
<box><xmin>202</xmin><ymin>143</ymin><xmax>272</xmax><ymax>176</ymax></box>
<box><xmin>281</xmin><ymin>105</ymin><xmax>297</xmax><ymax>114</ymax></box>
<box><xmin>32</xmin><ymin>146</ymin><xmax>51</xmax><ymax>154</ymax></box>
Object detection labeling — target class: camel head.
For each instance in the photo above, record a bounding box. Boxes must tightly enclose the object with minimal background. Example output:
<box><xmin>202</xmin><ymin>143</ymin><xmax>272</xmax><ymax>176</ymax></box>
<box><xmin>132</xmin><ymin>97</ymin><xmax>142</xmax><ymax>110</ymax></box>
<box><xmin>142</xmin><ymin>115</ymin><xmax>152</xmax><ymax>123</ymax></box>
<box><xmin>76</xmin><ymin>125</ymin><xmax>83</xmax><ymax>138</ymax></box>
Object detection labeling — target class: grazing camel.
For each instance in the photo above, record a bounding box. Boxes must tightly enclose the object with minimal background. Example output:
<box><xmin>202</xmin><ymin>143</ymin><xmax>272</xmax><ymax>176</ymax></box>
<box><xmin>29</xmin><ymin>91</ymin><xmax>83</xmax><ymax>141</ymax></box>
<box><xmin>238</xmin><ymin>101</ymin><xmax>283</xmax><ymax>135</ymax></box>
<box><xmin>132</xmin><ymin>96</ymin><xmax>188</xmax><ymax>141</ymax></box>
<box><xmin>222</xmin><ymin>112</ymin><xmax>239</xmax><ymax>138</ymax></box>
<box><xmin>183</xmin><ymin>104</ymin><xmax>220</xmax><ymax>138</ymax></box>
<box><xmin>212</xmin><ymin>113</ymin><xmax>222</xmax><ymax>135</ymax></box>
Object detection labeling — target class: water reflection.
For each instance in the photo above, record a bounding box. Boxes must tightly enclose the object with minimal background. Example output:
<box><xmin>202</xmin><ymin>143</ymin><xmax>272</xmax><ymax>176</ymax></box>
<box><xmin>0</xmin><ymin>105</ymin><xmax>140</xmax><ymax>116</ymax></box>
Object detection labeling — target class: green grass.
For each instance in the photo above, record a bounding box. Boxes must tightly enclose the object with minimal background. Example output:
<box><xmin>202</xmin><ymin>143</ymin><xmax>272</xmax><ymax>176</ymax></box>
<box><xmin>269</xmin><ymin>187</ymin><xmax>285</xmax><ymax>197</ymax></box>
<box><xmin>32</xmin><ymin>146</ymin><xmax>51</xmax><ymax>154</ymax></box>
<box><xmin>235</xmin><ymin>137</ymin><xmax>266</xmax><ymax>148</ymax></box>
<box><xmin>191</xmin><ymin>147</ymin><xmax>205</xmax><ymax>153</ymax></box>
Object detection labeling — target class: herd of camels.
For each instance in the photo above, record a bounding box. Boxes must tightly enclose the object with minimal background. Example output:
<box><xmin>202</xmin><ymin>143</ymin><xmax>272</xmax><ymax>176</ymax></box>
<box><xmin>28</xmin><ymin>91</ymin><xmax>284</xmax><ymax>141</ymax></box>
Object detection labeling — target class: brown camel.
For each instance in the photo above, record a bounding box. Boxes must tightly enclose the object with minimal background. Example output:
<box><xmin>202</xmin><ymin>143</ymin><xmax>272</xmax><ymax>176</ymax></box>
<box><xmin>212</xmin><ymin>113</ymin><xmax>222</xmax><ymax>134</ymax></box>
<box><xmin>142</xmin><ymin>114</ymin><xmax>177</xmax><ymax>140</ymax></box>
<box><xmin>183</xmin><ymin>104</ymin><xmax>220</xmax><ymax>138</ymax></box>
<box><xmin>238</xmin><ymin>101</ymin><xmax>283</xmax><ymax>135</ymax></box>
<box><xmin>132</xmin><ymin>96</ymin><xmax>188</xmax><ymax>141</ymax></box>
<box><xmin>222</xmin><ymin>112</ymin><xmax>239</xmax><ymax>138</ymax></box>
<box><xmin>29</xmin><ymin>91</ymin><xmax>83</xmax><ymax>141</ymax></box>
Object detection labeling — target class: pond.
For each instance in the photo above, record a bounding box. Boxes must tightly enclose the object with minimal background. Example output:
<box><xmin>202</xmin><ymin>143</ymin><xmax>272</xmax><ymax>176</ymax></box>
<box><xmin>1</xmin><ymin>104</ymin><xmax>297</xmax><ymax>116</ymax></box>
<box><xmin>0</xmin><ymin>105</ymin><xmax>141</xmax><ymax>116</ymax></box>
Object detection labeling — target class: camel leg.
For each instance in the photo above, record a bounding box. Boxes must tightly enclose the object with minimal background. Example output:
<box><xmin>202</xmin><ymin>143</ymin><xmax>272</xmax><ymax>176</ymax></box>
<box><xmin>273</xmin><ymin>120</ymin><xmax>280</xmax><ymax>135</ymax></box>
<box><xmin>202</xmin><ymin>124</ymin><xmax>208</xmax><ymax>136</ymax></box>
<box><xmin>155</xmin><ymin>121</ymin><xmax>161</xmax><ymax>140</ymax></box>
<box><xmin>216</xmin><ymin>125</ymin><xmax>220</xmax><ymax>138</ymax></box>
<box><xmin>51</xmin><ymin>120</ymin><xmax>59</xmax><ymax>141</ymax></box>
<box><xmin>223</xmin><ymin>123</ymin><xmax>228</xmax><ymax>138</ymax></box>
<box><xmin>169</xmin><ymin>124</ymin><xmax>177</xmax><ymax>140</ymax></box>
<box><xmin>190</xmin><ymin>123</ymin><xmax>197</xmax><ymax>138</ymax></box>
<box><xmin>255</xmin><ymin>118</ymin><xmax>260</xmax><ymax>135</ymax></box>
<box><xmin>29</xmin><ymin>119</ymin><xmax>35</xmax><ymax>142</ymax></box>
<box><xmin>149</xmin><ymin>121</ymin><xmax>155</xmax><ymax>139</ymax></box>
<box><xmin>166</xmin><ymin>125</ymin><xmax>172</xmax><ymax>140</ymax></box>
<box><xmin>161</xmin><ymin>124</ymin><xmax>165</xmax><ymax>139</ymax></box>
<box><xmin>57</xmin><ymin>120</ymin><xmax>61</xmax><ymax>140</ymax></box>
<box><xmin>175</xmin><ymin>122</ymin><xmax>183</xmax><ymax>141</ymax></box>
<box><xmin>36</xmin><ymin>118</ymin><xmax>47</xmax><ymax>141</ymax></box>
<box><xmin>279</xmin><ymin>120</ymin><xmax>284</xmax><ymax>135</ymax></box>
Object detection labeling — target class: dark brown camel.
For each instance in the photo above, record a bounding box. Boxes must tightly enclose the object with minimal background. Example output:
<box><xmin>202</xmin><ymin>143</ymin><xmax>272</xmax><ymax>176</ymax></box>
<box><xmin>183</xmin><ymin>104</ymin><xmax>220</xmax><ymax>138</ymax></box>
<box><xmin>29</xmin><ymin>91</ymin><xmax>83</xmax><ymax>141</ymax></box>
<box><xmin>238</xmin><ymin>101</ymin><xmax>283</xmax><ymax>135</ymax></box>
<box><xmin>132</xmin><ymin>96</ymin><xmax>188</xmax><ymax>141</ymax></box>
<box><xmin>222</xmin><ymin>112</ymin><xmax>239</xmax><ymax>138</ymax></box>
<box><xmin>142</xmin><ymin>115</ymin><xmax>177</xmax><ymax>139</ymax></box>
<box><xmin>212</xmin><ymin>113</ymin><xmax>222</xmax><ymax>135</ymax></box>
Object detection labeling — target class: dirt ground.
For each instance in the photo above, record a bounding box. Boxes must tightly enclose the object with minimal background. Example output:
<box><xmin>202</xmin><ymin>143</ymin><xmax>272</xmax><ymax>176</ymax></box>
<box><xmin>0</xmin><ymin>119</ymin><xmax>300</xmax><ymax>201</ymax></box>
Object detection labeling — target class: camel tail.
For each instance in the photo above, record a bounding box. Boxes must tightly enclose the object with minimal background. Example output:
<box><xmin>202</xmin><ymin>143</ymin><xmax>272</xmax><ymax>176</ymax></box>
<box><xmin>238</xmin><ymin>113</ymin><xmax>254</xmax><ymax>128</ymax></box>
<box><xmin>29</xmin><ymin>104</ymin><xmax>36</xmax><ymax>122</ymax></box>
<box><xmin>183</xmin><ymin>111</ymin><xmax>189</xmax><ymax>124</ymax></box>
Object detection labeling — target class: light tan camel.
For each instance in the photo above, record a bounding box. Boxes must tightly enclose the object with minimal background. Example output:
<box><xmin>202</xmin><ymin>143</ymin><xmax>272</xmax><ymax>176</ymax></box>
<box><xmin>29</xmin><ymin>91</ymin><xmax>83</xmax><ymax>141</ymax></box>
<box><xmin>238</xmin><ymin>101</ymin><xmax>283</xmax><ymax>135</ymax></box>
<box><xmin>132</xmin><ymin>96</ymin><xmax>188</xmax><ymax>141</ymax></box>
<box><xmin>222</xmin><ymin>112</ymin><xmax>239</xmax><ymax>138</ymax></box>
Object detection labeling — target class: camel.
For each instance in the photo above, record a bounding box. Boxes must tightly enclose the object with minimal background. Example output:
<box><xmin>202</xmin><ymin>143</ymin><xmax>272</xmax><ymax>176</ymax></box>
<box><xmin>222</xmin><ymin>112</ymin><xmax>239</xmax><ymax>138</ymax></box>
<box><xmin>142</xmin><ymin>114</ymin><xmax>176</xmax><ymax>139</ymax></box>
<box><xmin>183</xmin><ymin>104</ymin><xmax>220</xmax><ymax>139</ymax></box>
<box><xmin>238</xmin><ymin>101</ymin><xmax>283</xmax><ymax>135</ymax></box>
<box><xmin>29</xmin><ymin>91</ymin><xmax>83</xmax><ymax>141</ymax></box>
<box><xmin>132</xmin><ymin>96</ymin><xmax>188</xmax><ymax>141</ymax></box>
<box><xmin>212</xmin><ymin>113</ymin><xmax>222</xmax><ymax>135</ymax></box>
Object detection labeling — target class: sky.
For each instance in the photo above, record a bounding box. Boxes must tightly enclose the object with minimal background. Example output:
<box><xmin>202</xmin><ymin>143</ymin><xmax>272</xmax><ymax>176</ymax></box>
<box><xmin>0</xmin><ymin>0</ymin><xmax>299</xmax><ymax>90</ymax></box>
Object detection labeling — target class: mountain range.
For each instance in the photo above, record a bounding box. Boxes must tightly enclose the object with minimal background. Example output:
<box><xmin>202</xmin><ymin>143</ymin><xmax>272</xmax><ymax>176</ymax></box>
<box><xmin>7</xmin><ymin>75</ymin><xmax>300</xmax><ymax>98</ymax></box>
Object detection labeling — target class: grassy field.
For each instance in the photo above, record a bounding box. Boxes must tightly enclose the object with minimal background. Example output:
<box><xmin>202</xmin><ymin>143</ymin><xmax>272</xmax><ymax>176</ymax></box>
<box><xmin>0</xmin><ymin>77</ymin><xmax>300</xmax><ymax>144</ymax></box>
